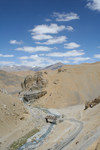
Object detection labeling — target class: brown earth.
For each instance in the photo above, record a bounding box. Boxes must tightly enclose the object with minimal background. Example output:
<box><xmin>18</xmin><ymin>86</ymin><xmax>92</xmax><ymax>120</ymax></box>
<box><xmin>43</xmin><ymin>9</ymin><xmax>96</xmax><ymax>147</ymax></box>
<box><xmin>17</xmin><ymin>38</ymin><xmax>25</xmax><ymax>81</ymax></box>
<box><xmin>87</xmin><ymin>138</ymin><xmax>100</xmax><ymax>150</ymax></box>
<box><xmin>0</xmin><ymin>92</ymin><xmax>47</xmax><ymax>150</ymax></box>
<box><xmin>0</xmin><ymin>92</ymin><xmax>30</xmax><ymax>149</ymax></box>
<box><xmin>37</xmin><ymin>103</ymin><xmax>100</xmax><ymax>150</ymax></box>
<box><xmin>0</xmin><ymin>62</ymin><xmax>100</xmax><ymax>150</ymax></box>
<box><xmin>31</xmin><ymin>63</ymin><xmax>100</xmax><ymax>108</ymax></box>
<box><xmin>0</xmin><ymin>69</ymin><xmax>24</xmax><ymax>94</ymax></box>
<box><xmin>11</xmin><ymin>70</ymin><xmax>35</xmax><ymax>77</ymax></box>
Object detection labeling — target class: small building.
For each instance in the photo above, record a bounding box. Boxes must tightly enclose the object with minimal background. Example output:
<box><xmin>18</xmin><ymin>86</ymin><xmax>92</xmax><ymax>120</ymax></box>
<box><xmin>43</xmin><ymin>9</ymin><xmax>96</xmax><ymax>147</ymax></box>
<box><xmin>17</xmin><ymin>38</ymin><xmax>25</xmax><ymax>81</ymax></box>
<box><xmin>45</xmin><ymin>115</ymin><xmax>57</xmax><ymax>124</ymax></box>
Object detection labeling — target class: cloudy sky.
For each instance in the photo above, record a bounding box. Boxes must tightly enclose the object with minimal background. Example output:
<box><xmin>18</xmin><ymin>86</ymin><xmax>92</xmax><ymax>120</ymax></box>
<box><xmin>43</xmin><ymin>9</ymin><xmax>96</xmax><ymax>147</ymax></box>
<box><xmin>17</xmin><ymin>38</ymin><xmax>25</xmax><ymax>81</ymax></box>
<box><xmin>0</xmin><ymin>0</ymin><xmax>100</xmax><ymax>67</ymax></box>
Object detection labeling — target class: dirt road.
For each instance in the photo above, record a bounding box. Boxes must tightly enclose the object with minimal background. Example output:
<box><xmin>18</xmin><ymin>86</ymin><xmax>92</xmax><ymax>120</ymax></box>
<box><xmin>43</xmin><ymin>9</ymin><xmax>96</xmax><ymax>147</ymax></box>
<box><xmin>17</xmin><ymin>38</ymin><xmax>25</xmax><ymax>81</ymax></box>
<box><xmin>53</xmin><ymin>119</ymin><xmax>83</xmax><ymax>150</ymax></box>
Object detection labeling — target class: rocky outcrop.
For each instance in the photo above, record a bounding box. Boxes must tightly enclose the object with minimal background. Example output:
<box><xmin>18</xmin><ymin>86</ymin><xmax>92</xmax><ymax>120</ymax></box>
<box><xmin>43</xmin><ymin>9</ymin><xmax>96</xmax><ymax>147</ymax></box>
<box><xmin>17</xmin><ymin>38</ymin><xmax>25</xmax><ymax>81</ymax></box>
<box><xmin>23</xmin><ymin>91</ymin><xmax>47</xmax><ymax>102</ymax></box>
<box><xmin>20</xmin><ymin>72</ymin><xmax>48</xmax><ymax>102</ymax></box>
<box><xmin>21</xmin><ymin>72</ymin><xmax>48</xmax><ymax>90</ymax></box>
<box><xmin>58</xmin><ymin>68</ymin><xmax>67</xmax><ymax>73</ymax></box>
<box><xmin>84</xmin><ymin>96</ymin><xmax>100</xmax><ymax>110</ymax></box>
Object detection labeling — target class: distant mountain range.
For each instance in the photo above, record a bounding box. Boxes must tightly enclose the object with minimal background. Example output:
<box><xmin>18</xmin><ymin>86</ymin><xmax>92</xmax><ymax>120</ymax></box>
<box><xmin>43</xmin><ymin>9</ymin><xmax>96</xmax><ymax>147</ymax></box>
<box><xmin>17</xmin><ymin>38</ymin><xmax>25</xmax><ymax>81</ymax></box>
<box><xmin>43</xmin><ymin>62</ymin><xmax>64</xmax><ymax>70</ymax></box>
<box><xmin>0</xmin><ymin>62</ymin><xmax>64</xmax><ymax>72</ymax></box>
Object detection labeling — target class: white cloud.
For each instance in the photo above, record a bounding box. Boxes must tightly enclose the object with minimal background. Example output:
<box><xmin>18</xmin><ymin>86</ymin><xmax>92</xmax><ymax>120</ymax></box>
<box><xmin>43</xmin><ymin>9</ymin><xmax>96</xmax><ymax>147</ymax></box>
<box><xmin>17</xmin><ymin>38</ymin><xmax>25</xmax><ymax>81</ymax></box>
<box><xmin>52</xmin><ymin>12</ymin><xmax>80</xmax><ymax>21</ymax></box>
<box><xmin>68</xmin><ymin>57</ymin><xmax>91</xmax><ymax>63</ymax></box>
<box><xmin>86</xmin><ymin>0</ymin><xmax>100</xmax><ymax>11</ymax></box>
<box><xmin>9</xmin><ymin>40</ymin><xmax>23</xmax><ymax>44</ymax></box>
<box><xmin>46</xmin><ymin>59</ymin><xmax>70</xmax><ymax>64</ymax></box>
<box><xmin>21</xmin><ymin>60</ymin><xmax>44</xmax><ymax>67</ymax></box>
<box><xmin>97</xmin><ymin>46</ymin><xmax>100</xmax><ymax>48</ymax></box>
<box><xmin>66</xmin><ymin>26</ymin><xmax>74</xmax><ymax>31</ymax></box>
<box><xmin>45</xmin><ymin>19</ymin><xmax>51</xmax><ymax>22</ymax></box>
<box><xmin>39</xmin><ymin>54</ymin><xmax>45</xmax><ymax>56</ymax></box>
<box><xmin>15</xmin><ymin>46</ymin><xmax>53</xmax><ymax>53</ymax></box>
<box><xmin>35</xmin><ymin>36</ymin><xmax>67</xmax><ymax>45</ymax></box>
<box><xmin>3</xmin><ymin>55</ymin><xmax>14</xmax><ymax>57</ymax></box>
<box><xmin>30</xmin><ymin>24</ymin><xmax>71</xmax><ymax>42</ymax></box>
<box><xmin>18</xmin><ymin>55</ymin><xmax>46</xmax><ymax>67</ymax></box>
<box><xmin>94</xmin><ymin>54</ymin><xmax>100</xmax><ymax>58</ymax></box>
<box><xmin>18</xmin><ymin>54</ymin><xmax>70</xmax><ymax>67</ymax></box>
<box><xmin>64</xmin><ymin>42</ymin><xmax>80</xmax><ymax>49</ymax></box>
<box><xmin>18</xmin><ymin>55</ymin><xmax>39</xmax><ymax>60</ymax></box>
<box><xmin>18</xmin><ymin>56</ymin><xmax>29</xmax><ymax>60</ymax></box>
<box><xmin>0</xmin><ymin>61</ymin><xmax>15</xmax><ymax>65</ymax></box>
<box><xmin>30</xmin><ymin>24</ymin><xmax>66</xmax><ymax>34</ymax></box>
<box><xmin>46</xmin><ymin>50</ymin><xmax>85</xmax><ymax>57</ymax></box>
<box><xmin>32</xmin><ymin>34</ymin><xmax>53</xmax><ymax>40</ymax></box>
<box><xmin>0</xmin><ymin>54</ymin><xmax>14</xmax><ymax>57</ymax></box>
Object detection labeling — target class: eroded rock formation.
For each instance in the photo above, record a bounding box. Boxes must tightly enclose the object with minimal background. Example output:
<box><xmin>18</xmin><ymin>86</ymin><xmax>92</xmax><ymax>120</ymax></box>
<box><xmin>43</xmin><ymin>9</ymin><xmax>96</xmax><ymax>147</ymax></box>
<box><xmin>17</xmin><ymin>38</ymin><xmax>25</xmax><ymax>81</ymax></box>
<box><xmin>20</xmin><ymin>72</ymin><xmax>48</xmax><ymax>102</ymax></box>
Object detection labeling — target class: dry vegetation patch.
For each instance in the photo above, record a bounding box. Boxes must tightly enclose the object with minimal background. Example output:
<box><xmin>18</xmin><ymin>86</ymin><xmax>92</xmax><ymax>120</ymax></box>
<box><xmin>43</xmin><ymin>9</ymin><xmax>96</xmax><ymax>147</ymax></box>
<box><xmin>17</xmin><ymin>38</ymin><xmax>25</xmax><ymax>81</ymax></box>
<box><xmin>9</xmin><ymin>128</ymin><xmax>39</xmax><ymax>150</ymax></box>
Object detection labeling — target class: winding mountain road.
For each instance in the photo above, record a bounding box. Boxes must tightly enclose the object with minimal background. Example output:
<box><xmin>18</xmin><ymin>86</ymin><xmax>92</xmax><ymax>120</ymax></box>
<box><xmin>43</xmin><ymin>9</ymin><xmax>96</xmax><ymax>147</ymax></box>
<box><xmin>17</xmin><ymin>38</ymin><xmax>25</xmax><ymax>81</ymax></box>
<box><xmin>21</xmin><ymin>105</ymin><xmax>84</xmax><ymax>150</ymax></box>
<box><xmin>53</xmin><ymin>119</ymin><xmax>83</xmax><ymax>150</ymax></box>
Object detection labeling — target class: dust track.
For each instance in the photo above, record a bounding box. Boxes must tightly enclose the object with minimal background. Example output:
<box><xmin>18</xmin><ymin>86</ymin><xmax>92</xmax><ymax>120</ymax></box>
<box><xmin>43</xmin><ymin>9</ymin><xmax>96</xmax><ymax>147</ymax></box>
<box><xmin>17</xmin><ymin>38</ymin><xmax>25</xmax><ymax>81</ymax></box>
<box><xmin>53</xmin><ymin>119</ymin><xmax>83</xmax><ymax>150</ymax></box>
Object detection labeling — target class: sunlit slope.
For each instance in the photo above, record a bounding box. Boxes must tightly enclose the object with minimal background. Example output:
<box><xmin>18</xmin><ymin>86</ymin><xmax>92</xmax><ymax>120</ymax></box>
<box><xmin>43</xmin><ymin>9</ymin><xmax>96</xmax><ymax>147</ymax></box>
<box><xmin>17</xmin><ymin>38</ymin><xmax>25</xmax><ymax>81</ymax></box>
<box><xmin>0</xmin><ymin>69</ymin><xmax>23</xmax><ymax>93</ymax></box>
<box><xmin>10</xmin><ymin>70</ymin><xmax>35</xmax><ymax>77</ymax></box>
<box><xmin>33</xmin><ymin>64</ymin><xmax>100</xmax><ymax>108</ymax></box>
<box><xmin>0</xmin><ymin>92</ymin><xmax>29</xmax><ymax>139</ymax></box>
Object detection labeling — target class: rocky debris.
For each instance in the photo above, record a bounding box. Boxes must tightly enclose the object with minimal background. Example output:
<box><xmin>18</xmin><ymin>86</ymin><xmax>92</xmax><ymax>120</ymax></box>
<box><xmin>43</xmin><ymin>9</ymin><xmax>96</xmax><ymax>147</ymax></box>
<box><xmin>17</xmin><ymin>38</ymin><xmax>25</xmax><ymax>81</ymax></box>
<box><xmin>84</xmin><ymin>96</ymin><xmax>100</xmax><ymax>110</ymax></box>
<box><xmin>76</xmin><ymin>141</ymin><xmax>79</xmax><ymax>144</ymax></box>
<box><xmin>57</xmin><ymin>119</ymin><xmax>64</xmax><ymax>124</ymax></box>
<box><xmin>58</xmin><ymin>68</ymin><xmax>62</xmax><ymax>73</ymax></box>
<box><xmin>0</xmin><ymin>89</ymin><xmax>8</xmax><ymax>94</ymax></box>
<box><xmin>95</xmin><ymin>139</ymin><xmax>100</xmax><ymax>150</ymax></box>
<box><xmin>13</xmin><ymin>103</ymin><xmax>15</xmax><ymax>106</ymax></box>
<box><xmin>44</xmin><ymin>71</ymin><xmax>48</xmax><ymax>75</ymax></box>
<box><xmin>53</xmin><ymin>79</ymin><xmax>60</xmax><ymax>84</ymax></box>
<box><xmin>4</xmin><ymin>105</ymin><xmax>7</xmax><ymax>109</ymax></box>
<box><xmin>58</xmin><ymin>68</ymin><xmax>67</xmax><ymax>73</ymax></box>
<box><xmin>62</xmin><ymin>114</ymin><xmax>65</xmax><ymax>118</ymax></box>
<box><xmin>23</xmin><ymin>91</ymin><xmax>47</xmax><ymax>101</ymax></box>
<box><xmin>28</xmin><ymin>104</ymin><xmax>31</xmax><ymax>106</ymax></box>
<box><xmin>49</xmin><ymin>93</ymin><xmax>52</xmax><ymax>96</ymax></box>
<box><xmin>20</xmin><ymin>116</ymin><xmax>24</xmax><ymax>120</ymax></box>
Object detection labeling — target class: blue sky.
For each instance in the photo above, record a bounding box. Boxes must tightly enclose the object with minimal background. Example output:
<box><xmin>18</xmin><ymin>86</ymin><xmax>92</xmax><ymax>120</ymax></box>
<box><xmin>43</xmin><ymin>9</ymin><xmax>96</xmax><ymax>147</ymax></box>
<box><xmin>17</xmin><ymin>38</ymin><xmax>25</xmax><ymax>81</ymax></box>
<box><xmin>0</xmin><ymin>0</ymin><xmax>100</xmax><ymax>67</ymax></box>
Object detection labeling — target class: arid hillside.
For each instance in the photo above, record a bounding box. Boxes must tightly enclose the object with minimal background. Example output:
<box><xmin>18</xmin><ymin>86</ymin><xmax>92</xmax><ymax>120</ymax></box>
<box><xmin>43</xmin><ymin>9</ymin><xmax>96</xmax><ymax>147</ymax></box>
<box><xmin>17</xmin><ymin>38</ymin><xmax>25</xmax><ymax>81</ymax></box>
<box><xmin>0</xmin><ymin>69</ymin><xmax>24</xmax><ymax>94</ymax></box>
<box><xmin>0</xmin><ymin>62</ymin><xmax>100</xmax><ymax>150</ymax></box>
<box><xmin>11</xmin><ymin>70</ymin><xmax>35</xmax><ymax>77</ymax></box>
<box><xmin>0</xmin><ymin>92</ymin><xmax>30</xmax><ymax>149</ymax></box>
<box><xmin>31</xmin><ymin>63</ymin><xmax>100</xmax><ymax>108</ymax></box>
<box><xmin>0</xmin><ymin>92</ymin><xmax>29</xmax><ymax>137</ymax></box>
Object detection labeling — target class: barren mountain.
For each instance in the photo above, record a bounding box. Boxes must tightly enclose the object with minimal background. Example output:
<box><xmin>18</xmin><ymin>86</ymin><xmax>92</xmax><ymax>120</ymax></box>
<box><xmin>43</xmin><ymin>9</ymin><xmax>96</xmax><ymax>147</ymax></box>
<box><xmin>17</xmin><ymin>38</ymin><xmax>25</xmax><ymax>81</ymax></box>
<box><xmin>0</xmin><ymin>92</ymin><xmax>30</xmax><ymax>150</ymax></box>
<box><xmin>31</xmin><ymin>63</ymin><xmax>100</xmax><ymax>108</ymax></box>
<box><xmin>0</xmin><ymin>62</ymin><xmax>64</xmax><ymax>73</ymax></box>
<box><xmin>0</xmin><ymin>69</ymin><xmax>24</xmax><ymax>94</ymax></box>
<box><xmin>0</xmin><ymin>62</ymin><xmax>100</xmax><ymax>150</ymax></box>
<box><xmin>42</xmin><ymin>62</ymin><xmax>64</xmax><ymax>70</ymax></box>
<box><xmin>0</xmin><ymin>65</ymin><xmax>42</xmax><ymax>72</ymax></box>
<box><xmin>10</xmin><ymin>70</ymin><xmax>35</xmax><ymax>77</ymax></box>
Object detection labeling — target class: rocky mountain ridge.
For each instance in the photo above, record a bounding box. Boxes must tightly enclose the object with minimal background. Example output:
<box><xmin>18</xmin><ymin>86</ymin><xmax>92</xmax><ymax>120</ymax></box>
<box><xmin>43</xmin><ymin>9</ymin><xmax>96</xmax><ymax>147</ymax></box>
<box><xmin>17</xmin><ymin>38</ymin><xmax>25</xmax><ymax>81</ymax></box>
<box><xmin>0</xmin><ymin>62</ymin><xmax>64</xmax><ymax>72</ymax></box>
